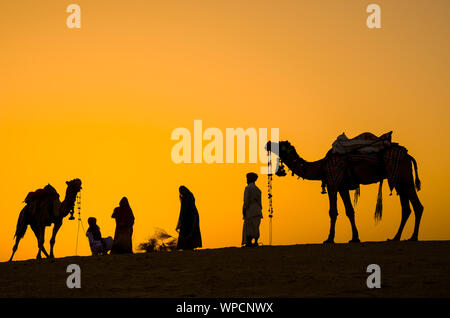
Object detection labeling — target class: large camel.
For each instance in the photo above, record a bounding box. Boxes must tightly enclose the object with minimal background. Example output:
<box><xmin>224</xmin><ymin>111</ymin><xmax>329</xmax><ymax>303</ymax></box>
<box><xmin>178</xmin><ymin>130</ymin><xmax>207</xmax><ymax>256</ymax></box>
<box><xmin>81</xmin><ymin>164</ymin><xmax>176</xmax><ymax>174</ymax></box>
<box><xmin>266</xmin><ymin>140</ymin><xmax>423</xmax><ymax>243</ymax></box>
<box><xmin>9</xmin><ymin>179</ymin><xmax>82</xmax><ymax>261</ymax></box>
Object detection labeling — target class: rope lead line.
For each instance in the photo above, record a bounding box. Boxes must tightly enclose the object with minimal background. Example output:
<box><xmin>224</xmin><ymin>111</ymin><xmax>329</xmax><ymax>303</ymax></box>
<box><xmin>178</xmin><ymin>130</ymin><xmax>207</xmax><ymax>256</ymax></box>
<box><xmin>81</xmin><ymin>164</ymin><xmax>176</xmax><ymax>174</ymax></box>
<box><xmin>267</xmin><ymin>149</ymin><xmax>274</xmax><ymax>245</ymax></box>
<box><xmin>75</xmin><ymin>193</ymin><xmax>84</xmax><ymax>255</ymax></box>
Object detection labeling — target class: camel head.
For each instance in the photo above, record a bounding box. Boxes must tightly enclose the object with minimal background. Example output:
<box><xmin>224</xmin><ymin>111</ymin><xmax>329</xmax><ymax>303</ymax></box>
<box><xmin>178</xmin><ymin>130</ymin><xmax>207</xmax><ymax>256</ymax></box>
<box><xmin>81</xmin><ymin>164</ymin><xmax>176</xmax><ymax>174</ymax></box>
<box><xmin>265</xmin><ymin>141</ymin><xmax>303</xmax><ymax>177</ymax></box>
<box><xmin>266</xmin><ymin>141</ymin><xmax>305</xmax><ymax>177</ymax></box>
<box><xmin>265</xmin><ymin>140</ymin><xmax>299</xmax><ymax>160</ymax></box>
<box><xmin>66</xmin><ymin>178</ymin><xmax>82</xmax><ymax>193</ymax></box>
<box><xmin>64</xmin><ymin>178</ymin><xmax>82</xmax><ymax>219</ymax></box>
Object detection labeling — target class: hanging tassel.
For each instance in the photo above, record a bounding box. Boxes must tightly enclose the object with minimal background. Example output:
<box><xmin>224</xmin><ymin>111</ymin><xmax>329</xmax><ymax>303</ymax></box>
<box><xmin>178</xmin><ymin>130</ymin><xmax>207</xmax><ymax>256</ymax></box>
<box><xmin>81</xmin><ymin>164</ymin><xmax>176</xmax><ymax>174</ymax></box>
<box><xmin>353</xmin><ymin>186</ymin><xmax>360</xmax><ymax>206</ymax></box>
<box><xmin>374</xmin><ymin>180</ymin><xmax>383</xmax><ymax>223</ymax></box>
<box><xmin>321</xmin><ymin>180</ymin><xmax>327</xmax><ymax>194</ymax></box>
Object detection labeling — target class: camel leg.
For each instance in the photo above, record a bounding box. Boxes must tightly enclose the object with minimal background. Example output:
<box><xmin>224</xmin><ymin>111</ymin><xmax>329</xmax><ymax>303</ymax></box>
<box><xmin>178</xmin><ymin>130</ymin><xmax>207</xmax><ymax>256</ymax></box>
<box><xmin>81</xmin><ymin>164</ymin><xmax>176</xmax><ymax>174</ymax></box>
<box><xmin>40</xmin><ymin>228</ymin><xmax>50</xmax><ymax>258</ymax></box>
<box><xmin>49</xmin><ymin>221</ymin><xmax>62</xmax><ymax>258</ymax></box>
<box><xmin>324</xmin><ymin>190</ymin><xmax>338</xmax><ymax>244</ymax></box>
<box><xmin>408</xmin><ymin>187</ymin><xmax>424</xmax><ymax>241</ymax></box>
<box><xmin>339</xmin><ymin>190</ymin><xmax>360</xmax><ymax>243</ymax></box>
<box><xmin>389</xmin><ymin>191</ymin><xmax>411</xmax><ymax>241</ymax></box>
<box><xmin>31</xmin><ymin>225</ymin><xmax>42</xmax><ymax>259</ymax></box>
<box><xmin>8</xmin><ymin>235</ymin><xmax>23</xmax><ymax>262</ymax></box>
<box><xmin>32</xmin><ymin>226</ymin><xmax>49</xmax><ymax>259</ymax></box>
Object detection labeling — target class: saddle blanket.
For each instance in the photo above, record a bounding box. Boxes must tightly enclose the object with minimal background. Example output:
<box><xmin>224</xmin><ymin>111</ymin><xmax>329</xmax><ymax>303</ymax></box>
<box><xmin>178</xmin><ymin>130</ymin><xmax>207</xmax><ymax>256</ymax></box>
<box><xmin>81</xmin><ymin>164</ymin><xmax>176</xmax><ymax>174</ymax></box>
<box><xmin>325</xmin><ymin>144</ymin><xmax>408</xmax><ymax>192</ymax></box>
<box><xmin>331</xmin><ymin>131</ymin><xmax>392</xmax><ymax>155</ymax></box>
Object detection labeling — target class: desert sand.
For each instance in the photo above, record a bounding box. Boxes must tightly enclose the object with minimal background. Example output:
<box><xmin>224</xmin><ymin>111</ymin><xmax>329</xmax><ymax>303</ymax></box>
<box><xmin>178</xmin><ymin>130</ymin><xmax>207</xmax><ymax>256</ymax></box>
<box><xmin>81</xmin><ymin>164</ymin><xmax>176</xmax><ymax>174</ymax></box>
<box><xmin>1</xmin><ymin>241</ymin><xmax>449</xmax><ymax>298</ymax></box>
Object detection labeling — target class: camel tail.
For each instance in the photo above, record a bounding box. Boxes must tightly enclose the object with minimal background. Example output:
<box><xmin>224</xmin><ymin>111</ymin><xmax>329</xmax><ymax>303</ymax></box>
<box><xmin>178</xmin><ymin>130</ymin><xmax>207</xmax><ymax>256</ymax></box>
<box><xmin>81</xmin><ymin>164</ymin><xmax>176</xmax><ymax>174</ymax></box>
<box><xmin>409</xmin><ymin>155</ymin><xmax>421</xmax><ymax>191</ymax></box>
<box><xmin>374</xmin><ymin>180</ymin><xmax>383</xmax><ymax>223</ymax></box>
<box><xmin>13</xmin><ymin>206</ymin><xmax>28</xmax><ymax>240</ymax></box>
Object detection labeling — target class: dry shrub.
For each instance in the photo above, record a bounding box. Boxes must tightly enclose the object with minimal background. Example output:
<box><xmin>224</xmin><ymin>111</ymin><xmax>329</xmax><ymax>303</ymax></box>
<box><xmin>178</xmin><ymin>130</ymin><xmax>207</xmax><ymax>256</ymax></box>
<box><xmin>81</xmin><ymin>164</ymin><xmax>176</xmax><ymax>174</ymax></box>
<box><xmin>138</xmin><ymin>228</ymin><xmax>178</xmax><ymax>253</ymax></box>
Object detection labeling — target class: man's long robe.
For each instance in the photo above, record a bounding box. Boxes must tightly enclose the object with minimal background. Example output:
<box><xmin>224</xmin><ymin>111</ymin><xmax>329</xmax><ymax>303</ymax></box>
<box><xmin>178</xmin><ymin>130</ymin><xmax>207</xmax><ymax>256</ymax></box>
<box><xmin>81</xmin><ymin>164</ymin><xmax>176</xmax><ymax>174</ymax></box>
<box><xmin>242</xmin><ymin>182</ymin><xmax>263</xmax><ymax>245</ymax></box>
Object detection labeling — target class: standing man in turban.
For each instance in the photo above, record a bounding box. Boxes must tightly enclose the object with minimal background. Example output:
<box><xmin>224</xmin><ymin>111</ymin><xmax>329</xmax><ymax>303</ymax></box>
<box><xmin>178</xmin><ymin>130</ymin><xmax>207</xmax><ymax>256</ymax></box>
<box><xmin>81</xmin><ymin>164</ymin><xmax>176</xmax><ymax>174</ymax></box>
<box><xmin>242</xmin><ymin>172</ymin><xmax>263</xmax><ymax>247</ymax></box>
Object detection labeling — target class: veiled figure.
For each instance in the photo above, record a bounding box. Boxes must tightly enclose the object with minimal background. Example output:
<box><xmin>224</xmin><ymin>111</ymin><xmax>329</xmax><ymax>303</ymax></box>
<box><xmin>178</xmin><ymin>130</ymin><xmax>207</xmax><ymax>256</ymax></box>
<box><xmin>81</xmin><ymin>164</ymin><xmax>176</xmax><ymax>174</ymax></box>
<box><xmin>111</xmin><ymin>197</ymin><xmax>135</xmax><ymax>254</ymax></box>
<box><xmin>176</xmin><ymin>186</ymin><xmax>202</xmax><ymax>250</ymax></box>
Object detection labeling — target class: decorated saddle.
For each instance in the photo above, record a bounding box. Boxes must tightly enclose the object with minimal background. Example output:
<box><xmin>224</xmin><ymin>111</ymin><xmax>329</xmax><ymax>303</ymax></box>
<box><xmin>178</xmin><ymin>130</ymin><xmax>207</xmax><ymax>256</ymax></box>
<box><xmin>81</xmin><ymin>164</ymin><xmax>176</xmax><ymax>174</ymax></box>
<box><xmin>24</xmin><ymin>184</ymin><xmax>59</xmax><ymax>204</ymax></box>
<box><xmin>24</xmin><ymin>184</ymin><xmax>61</xmax><ymax>225</ymax></box>
<box><xmin>331</xmin><ymin>131</ymin><xmax>392</xmax><ymax>155</ymax></box>
<box><xmin>324</xmin><ymin>132</ymin><xmax>408</xmax><ymax>193</ymax></box>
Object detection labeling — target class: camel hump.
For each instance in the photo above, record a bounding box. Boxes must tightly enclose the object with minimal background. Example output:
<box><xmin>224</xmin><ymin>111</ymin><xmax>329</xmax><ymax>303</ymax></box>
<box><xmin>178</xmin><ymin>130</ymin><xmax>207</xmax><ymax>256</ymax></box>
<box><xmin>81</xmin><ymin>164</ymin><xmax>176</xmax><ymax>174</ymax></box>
<box><xmin>24</xmin><ymin>184</ymin><xmax>59</xmax><ymax>204</ymax></box>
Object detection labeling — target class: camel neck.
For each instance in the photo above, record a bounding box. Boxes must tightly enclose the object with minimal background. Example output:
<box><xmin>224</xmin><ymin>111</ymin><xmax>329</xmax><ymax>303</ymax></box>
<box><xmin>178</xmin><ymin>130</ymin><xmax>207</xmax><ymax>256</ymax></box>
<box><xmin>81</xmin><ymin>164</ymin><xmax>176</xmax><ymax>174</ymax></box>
<box><xmin>61</xmin><ymin>188</ymin><xmax>77</xmax><ymax>216</ymax></box>
<box><xmin>301</xmin><ymin>160</ymin><xmax>325</xmax><ymax>181</ymax></box>
<box><xmin>282</xmin><ymin>155</ymin><xmax>324</xmax><ymax>181</ymax></box>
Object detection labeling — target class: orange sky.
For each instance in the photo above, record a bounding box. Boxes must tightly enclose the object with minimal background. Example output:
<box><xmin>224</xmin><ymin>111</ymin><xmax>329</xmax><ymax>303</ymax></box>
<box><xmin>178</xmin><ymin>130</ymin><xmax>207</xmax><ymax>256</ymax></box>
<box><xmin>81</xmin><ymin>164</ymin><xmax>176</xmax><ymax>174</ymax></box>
<box><xmin>1</xmin><ymin>0</ymin><xmax>450</xmax><ymax>261</ymax></box>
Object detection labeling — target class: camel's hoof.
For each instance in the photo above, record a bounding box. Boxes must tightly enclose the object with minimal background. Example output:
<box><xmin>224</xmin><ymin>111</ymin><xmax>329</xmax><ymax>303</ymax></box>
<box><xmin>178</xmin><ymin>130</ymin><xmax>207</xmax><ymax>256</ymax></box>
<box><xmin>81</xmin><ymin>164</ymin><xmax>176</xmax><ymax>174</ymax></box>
<box><xmin>323</xmin><ymin>239</ymin><xmax>334</xmax><ymax>244</ymax></box>
<box><xmin>407</xmin><ymin>237</ymin><xmax>418</xmax><ymax>242</ymax></box>
<box><xmin>349</xmin><ymin>238</ymin><xmax>360</xmax><ymax>243</ymax></box>
<box><xmin>387</xmin><ymin>237</ymin><xmax>400</xmax><ymax>242</ymax></box>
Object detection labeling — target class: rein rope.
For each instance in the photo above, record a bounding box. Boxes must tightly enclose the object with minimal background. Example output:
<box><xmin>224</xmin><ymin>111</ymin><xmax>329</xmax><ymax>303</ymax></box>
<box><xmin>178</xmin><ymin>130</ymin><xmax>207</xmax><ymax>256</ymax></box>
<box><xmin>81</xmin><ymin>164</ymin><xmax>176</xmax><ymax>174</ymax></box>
<box><xmin>267</xmin><ymin>148</ymin><xmax>274</xmax><ymax>245</ymax></box>
<box><xmin>75</xmin><ymin>192</ymin><xmax>85</xmax><ymax>256</ymax></box>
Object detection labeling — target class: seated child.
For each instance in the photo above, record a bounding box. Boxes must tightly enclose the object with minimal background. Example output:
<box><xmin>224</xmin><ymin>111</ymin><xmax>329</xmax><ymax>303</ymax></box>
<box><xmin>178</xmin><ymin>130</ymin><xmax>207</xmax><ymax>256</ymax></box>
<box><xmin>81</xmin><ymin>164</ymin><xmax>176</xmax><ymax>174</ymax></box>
<box><xmin>86</xmin><ymin>217</ymin><xmax>113</xmax><ymax>255</ymax></box>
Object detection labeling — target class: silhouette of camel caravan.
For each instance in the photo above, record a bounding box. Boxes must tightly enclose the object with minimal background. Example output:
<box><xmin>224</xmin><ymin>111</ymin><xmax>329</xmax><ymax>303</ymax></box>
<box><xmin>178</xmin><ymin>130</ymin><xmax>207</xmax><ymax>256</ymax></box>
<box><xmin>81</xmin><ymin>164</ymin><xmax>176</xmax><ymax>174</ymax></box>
<box><xmin>266</xmin><ymin>131</ymin><xmax>423</xmax><ymax>243</ymax></box>
<box><xmin>9</xmin><ymin>179</ymin><xmax>82</xmax><ymax>261</ymax></box>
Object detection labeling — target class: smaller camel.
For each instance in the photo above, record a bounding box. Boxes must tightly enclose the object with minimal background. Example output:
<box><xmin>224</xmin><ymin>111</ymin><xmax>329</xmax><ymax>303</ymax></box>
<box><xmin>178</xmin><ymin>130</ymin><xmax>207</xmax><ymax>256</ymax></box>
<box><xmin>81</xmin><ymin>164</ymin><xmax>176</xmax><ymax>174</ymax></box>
<box><xmin>9</xmin><ymin>179</ymin><xmax>82</xmax><ymax>261</ymax></box>
<box><xmin>267</xmin><ymin>140</ymin><xmax>423</xmax><ymax>243</ymax></box>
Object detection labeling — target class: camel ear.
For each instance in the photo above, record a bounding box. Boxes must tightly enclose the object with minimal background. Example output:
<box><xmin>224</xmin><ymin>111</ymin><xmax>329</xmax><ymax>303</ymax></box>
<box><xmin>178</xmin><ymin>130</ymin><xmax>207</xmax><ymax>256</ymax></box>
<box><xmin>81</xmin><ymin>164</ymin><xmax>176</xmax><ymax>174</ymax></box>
<box><xmin>66</xmin><ymin>181</ymin><xmax>69</xmax><ymax>185</ymax></box>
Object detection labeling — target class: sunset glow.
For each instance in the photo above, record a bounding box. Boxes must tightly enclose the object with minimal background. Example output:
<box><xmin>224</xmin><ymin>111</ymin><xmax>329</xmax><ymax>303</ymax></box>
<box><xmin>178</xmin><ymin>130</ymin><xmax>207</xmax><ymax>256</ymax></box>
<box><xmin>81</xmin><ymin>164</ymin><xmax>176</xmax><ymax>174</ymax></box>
<box><xmin>1</xmin><ymin>0</ymin><xmax>449</xmax><ymax>261</ymax></box>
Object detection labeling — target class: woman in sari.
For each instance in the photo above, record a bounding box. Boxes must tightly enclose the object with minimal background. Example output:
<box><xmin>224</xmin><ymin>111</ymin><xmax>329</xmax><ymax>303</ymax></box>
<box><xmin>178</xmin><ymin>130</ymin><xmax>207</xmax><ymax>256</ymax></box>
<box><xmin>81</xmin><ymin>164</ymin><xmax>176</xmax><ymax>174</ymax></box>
<box><xmin>176</xmin><ymin>186</ymin><xmax>202</xmax><ymax>250</ymax></box>
<box><xmin>111</xmin><ymin>197</ymin><xmax>135</xmax><ymax>254</ymax></box>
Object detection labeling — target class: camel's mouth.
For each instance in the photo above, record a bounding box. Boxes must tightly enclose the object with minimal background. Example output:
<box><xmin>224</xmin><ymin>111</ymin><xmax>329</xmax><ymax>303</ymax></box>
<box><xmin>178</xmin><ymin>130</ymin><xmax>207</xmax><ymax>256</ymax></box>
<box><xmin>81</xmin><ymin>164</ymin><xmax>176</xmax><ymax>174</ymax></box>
<box><xmin>265</xmin><ymin>141</ymin><xmax>281</xmax><ymax>155</ymax></box>
<box><xmin>275</xmin><ymin>164</ymin><xmax>287</xmax><ymax>177</ymax></box>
